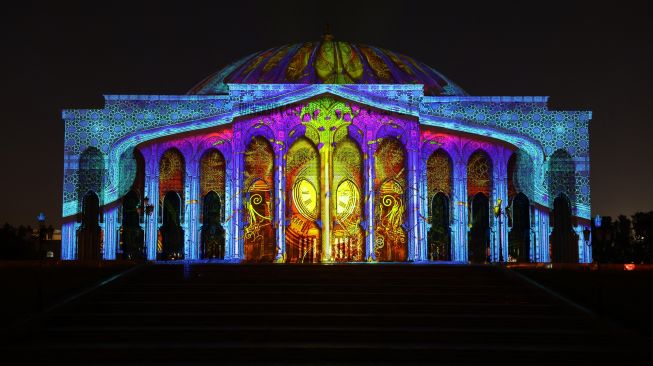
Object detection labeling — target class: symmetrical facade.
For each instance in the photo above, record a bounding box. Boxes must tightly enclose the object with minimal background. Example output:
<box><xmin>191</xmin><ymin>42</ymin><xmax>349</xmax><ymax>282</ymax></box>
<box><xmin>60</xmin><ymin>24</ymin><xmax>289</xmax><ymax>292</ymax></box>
<box><xmin>61</xmin><ymin>39</ymin><xmax>592</xmax><ymax>263</ymax></box>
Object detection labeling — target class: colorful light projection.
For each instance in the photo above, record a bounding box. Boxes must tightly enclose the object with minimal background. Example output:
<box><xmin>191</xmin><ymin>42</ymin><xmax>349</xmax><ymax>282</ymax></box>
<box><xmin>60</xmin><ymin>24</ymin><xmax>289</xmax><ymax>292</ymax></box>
<box><xmin>158</xmin><ymin>149</ymin><xmax>185</xmax><ymax>259</ymax></box>
<box><xmin>200</xmin><ymin>149</ymin><xmax>226</xmax><ymax>259</ymax></box>
<box><xmin>332</xmin><ymin>137</ymin><xmax>364</xmax><ymax>262</ymax></box>
<box><xmin>426</xmin><ymin>149</ymin><xmax>452</xmax><ymax>261</ymax></box>
<box><xmin>285</xmin><ymin>137</ymin><xmax>321</xmax><ymax>263</ymax></box>
<box><xmin>243</xmin><ymin>136</ymin><xmax>275</xmax><ymax>262</ymax></box>
<box><xmin>374</xmin><ymin>138</ymin><xmax>408</xmax><ymax>262</ymax></box>
<box><xmin>467</xmin><ymin>150</ymin><xmax>492</xmax><ymax>264</ymax></box>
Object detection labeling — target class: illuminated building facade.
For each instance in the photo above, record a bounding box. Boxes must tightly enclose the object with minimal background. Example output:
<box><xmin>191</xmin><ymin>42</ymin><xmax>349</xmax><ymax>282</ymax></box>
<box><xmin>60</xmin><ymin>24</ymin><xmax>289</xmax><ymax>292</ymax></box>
<box><xmin>61</xmin><ymin>37</ymin><xmax>592</xmax><ymax>263</ymax></box>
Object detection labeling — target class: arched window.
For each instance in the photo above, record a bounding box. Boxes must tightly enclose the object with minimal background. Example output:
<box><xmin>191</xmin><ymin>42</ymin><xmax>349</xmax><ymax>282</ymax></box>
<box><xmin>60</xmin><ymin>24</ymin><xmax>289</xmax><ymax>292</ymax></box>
<box><xmin>374</xmin><ymin>138</ymin><xmax>407</xmax><ymax>262</ymax></box>
<box><xmin>426</xmin><ymin>149</ymin><xmax>452</xmax><ymax>261</ymax></box>
<box><xmin>332</xmin><ymin>138</ymin><xmax>364</xmax><ymax>262</ymax></box>
<box><xmin>158</xmin><ymin>149</ymin><xmax>185</xmax><ymax>260</ymax></box>
<box><xmin>78</xmin><ymin>147</ymin><xmax>104</xmax><ymax>208</ymax></box>
<box><xmin>467</xmin><ymin>150</ymin><xmax>492</xmax><ymax>263</ymax></box>
<box><xmin>243</xmin><ymin>136</ymin><xmax>275</xmax><ymax>262</ymax></box>
<box><xmin>200</xmin><ymin>149</ymin><xmax>226</xmax><ymax>259</ymax></box>
<box><xmin>285</xmin><ymin>137</ymin><xmax>321</xmax><ymax>263</ymax></box>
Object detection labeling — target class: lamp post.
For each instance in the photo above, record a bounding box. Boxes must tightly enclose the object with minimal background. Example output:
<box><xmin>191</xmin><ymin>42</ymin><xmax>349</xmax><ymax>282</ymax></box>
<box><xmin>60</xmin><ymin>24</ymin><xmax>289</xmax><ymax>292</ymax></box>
<box><xmin>142</xmin><ymin>197</ymin><xmax>154</xmax><ymax>259</ymax></box>
<box><xmin>493</xmin><ymin>198</ymin><xmax>504</xmax><ymax>263</ymax></box>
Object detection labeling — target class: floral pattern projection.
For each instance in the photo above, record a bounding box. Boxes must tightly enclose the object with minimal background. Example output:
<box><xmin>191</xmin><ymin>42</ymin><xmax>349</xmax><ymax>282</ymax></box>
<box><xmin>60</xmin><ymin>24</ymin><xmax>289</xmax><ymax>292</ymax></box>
<box><xmin>332</xmin><ymin>136</ymin><xmax>364</xmax><ymax>262</ymax></box>
<box><xmin>243</xmin><ymin>136</ymin><xmax>275</xmax><ymax>262</ymax></box>
<box><xmin>158</xmin><ymin>149</ymin><xmax>185</xmax><ymax>259</ymax></box>
<box><xmin>200</xmin><ymin>149</ymin><xmax>226</xmax><ymax>259</ymax></box>
<box><xmin>285</xmin><ymin>137</ymin><xmax>321</xmax><ymax>263</ymax></box>
<box><xmin>426</xmin><ymin>149</ymin><xmax>452</xmax><ymax>261</ymax></box>
<box><xmin>374</xmin><ymin>138</ymin><xmax>408</xmax><ymax>262</ymax></box>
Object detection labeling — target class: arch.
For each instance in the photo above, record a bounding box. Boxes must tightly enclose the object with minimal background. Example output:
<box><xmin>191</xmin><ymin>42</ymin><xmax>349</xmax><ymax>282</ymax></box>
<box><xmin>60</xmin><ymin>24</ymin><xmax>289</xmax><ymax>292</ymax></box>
<box><xmin>548</xmin><ymin>149</ymin><xmax>575</xmax><ymax>203</ymax></box>
<box><xmin>201</xmin><ymin>191</ymin><xmax>225</xmax><ymax>259</ymax></box>
<box><xmin>159</xmin><ymin>191</ymin><xmax>184</xmax><ymax>260</ymax></box>
<box><xmin>285</xmin><ymin>137</ymin><xmax>321</xmax><ymax>263</ymax></box>
<box><xmin>468</xmin><ymin>192</ymin><xmax>490</xmax><ymax>264</ymax></box>
<box><xmin>374</xmin><ymin>137</ymin><xmax>408</xmax><ymax>262</ymax></box>
<box><xmin>200</xmin><ymin>148</ymin><xmax>226</xmax><ymax>211</ymax></box>
<box><xmin>467</xmin><ymin>150</ymin><xmax>492</xmax><ymax>263</ymax></box>
<box><xmin>78</xmin><ymin>147</ymin><xmax>105</xmax><ymax>209</ymax></box>
<box><xmin>550</xmin><ymin>193</ymin><xmax>579</xmax><ymax>263</ymax></box>
<box><xmin>159</xmin><ymin>148</ymin><xmax>185</xmax><ymax>203</ymax></box>
<box><xmin>467</xmin><ymin>149</ymin><xmax>492</xmax><ymax>197</ymax></box>
<box><xmin>508</xmin><ymin>192</ymin><xmax>530</xmax><ymax>262</ymax></box>
<box><xmin>243</xmin><ymin>136</ymin><xmax>275</xmax><ymax>262</ymax></box>
<box><xmin>428</xmin><ymin>192</ymin><xmax>451</xmax><ymax>261</ymax></box>
<box><xmin>120</xmin><ymin>190</ymin><xmax>144</xmax><ymax>260</ymax></box>
<box><xmin>77</xmin><ymin>191</ymin><xmax>102</xmax><ymax>260</ymax></box>
<box><xmin>332</xmin><ymin>137</ymin><xmax>364</xmax><ymax>262</ymax></box>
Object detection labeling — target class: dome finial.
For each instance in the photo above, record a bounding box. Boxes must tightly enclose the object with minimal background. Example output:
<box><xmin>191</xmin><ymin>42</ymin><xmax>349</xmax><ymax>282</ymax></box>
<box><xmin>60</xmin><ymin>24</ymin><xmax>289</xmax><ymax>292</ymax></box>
<box><xmin>322</xmin><ymin>23</ymin><xmax>334</xmax><ymax>41</ymax></box>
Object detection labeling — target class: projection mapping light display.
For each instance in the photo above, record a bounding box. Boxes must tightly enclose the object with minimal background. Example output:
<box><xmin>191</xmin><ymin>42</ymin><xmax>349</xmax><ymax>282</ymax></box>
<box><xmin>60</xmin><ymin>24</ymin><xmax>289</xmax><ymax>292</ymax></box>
<box><xmin>60</xmin><ymin>36</ymin><xmax>593</xmax><ymax>264</ymax></box>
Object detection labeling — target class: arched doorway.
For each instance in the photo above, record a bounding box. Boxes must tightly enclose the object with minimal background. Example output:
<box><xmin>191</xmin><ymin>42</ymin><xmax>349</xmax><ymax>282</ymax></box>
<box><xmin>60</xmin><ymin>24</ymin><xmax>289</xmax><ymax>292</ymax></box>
<box><xmin>467</xmin><ymin>150</ymin><xmax>492</xmax><ymax>263</ymax></box>
<box><xmin>121</xmin><ymin>190</ymin><xmax>144</xmax><ymax>259</ymax></box>
<box><xmin>285</xmin><ymin>137</ymin><xmax>321</xmax><ymax>263</ymax></box>
<box><xmin>429</xmin><ymin>193</ymin><xmax>451</xmax><ymax>261</ymax></box>
<box><xmin>77</xmin><ymin>191</ymin><xmax>102</xmax><ymax>260</ymax></box>
<box><xmin>243</xmin><ymin>136</ymin><xmax>275</xmax><ymax>262</ymax></box>
<box><xmin>200</xmin><ymin>149</ymin><xmax>226</xmax><ymax>259</ymax></box>
<box><xmin>374</xmin><ymin>138</ymin><xmax>408</xmax><ymax>262</ymax></box>
<box><xmin>160</xmin><ymin>191</ymin><xmax>184</xmax><ymax>259</ymax></box>
<box><xmin>469</xmin><ymin>193</ymin><xmax>490</xmax><ymax>263</ymax></box>
<box><xmin>509</xmin><ymin>192</ymin><xmax>530</xmax><ymax>262</ymax></box>
<box><xmin>159</xmin><ymin>149</ymin><xmax>185</xmax><ymax>260</ymax></box>
<box><xmin>201</xmin><ymin>191</ymin><xmax>225</xmax><ymax>259</ymax></box>
<box><xmin>332</xmin><ymin>137</ymin><xmax>364</xmax><ymax>262</ymax></box>
<box><xmin>426</xmin><ymin>149</ymin><xmax>452</xmax><ymax>261</ymax></box>
<box><xmin>550</xmin><ymin>194</ymin><xmax>578</xmax><ymax>263</ymax></box>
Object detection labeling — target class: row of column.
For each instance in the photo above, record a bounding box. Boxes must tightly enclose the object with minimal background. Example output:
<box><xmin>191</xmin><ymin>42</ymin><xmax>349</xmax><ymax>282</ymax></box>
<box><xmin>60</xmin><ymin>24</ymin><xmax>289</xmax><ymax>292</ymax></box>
<box><xmin>62</xmin><ymin>144</ymin><xmax>587</xmax><ymax>264</ymax></box>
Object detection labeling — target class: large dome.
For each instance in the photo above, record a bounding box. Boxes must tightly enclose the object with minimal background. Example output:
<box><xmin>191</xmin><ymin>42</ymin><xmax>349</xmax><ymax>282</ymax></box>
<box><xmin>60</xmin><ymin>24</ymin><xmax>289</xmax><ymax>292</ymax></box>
<box><xmin>189</xmin><ymin>36</ymin><xmax>466</xmax><ymax>96</ymax></box>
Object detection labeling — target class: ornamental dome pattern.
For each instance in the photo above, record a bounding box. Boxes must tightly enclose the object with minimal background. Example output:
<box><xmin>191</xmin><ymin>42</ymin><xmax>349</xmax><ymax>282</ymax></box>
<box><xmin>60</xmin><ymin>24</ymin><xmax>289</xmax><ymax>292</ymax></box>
<box><xmin>189</xmin><ymin>38</ymin><xmax>466</xmax><ymax>96</ymax></box>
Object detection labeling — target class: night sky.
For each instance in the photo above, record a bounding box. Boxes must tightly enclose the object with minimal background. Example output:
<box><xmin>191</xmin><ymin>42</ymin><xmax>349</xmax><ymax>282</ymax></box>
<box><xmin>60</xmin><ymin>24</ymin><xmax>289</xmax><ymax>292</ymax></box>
<box><xmin>1</xmin><ymin>2</ymin><xmax>651</xmax><ymax>227</ymax></box>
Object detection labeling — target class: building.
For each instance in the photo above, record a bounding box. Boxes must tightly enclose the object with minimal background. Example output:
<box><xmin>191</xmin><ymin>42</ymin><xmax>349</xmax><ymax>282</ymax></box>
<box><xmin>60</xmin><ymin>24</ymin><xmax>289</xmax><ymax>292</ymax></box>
<box><xmin>61</xmin><ymin>36</ymin><xmax>592</xmax><ymax>263</ymax></box>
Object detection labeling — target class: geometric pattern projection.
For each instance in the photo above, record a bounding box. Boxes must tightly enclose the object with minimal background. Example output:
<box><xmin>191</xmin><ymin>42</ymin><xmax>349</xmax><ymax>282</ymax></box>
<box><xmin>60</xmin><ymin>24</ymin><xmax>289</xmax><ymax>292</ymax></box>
<box><xmin>60</xmin><ymin>38</ymin><xmax>592</xmax><ymax>264</ymax></box>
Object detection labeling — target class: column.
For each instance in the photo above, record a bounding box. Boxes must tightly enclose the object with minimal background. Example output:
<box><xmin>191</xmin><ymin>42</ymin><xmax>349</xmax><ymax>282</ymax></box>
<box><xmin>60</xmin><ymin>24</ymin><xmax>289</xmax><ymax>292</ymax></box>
<box><xmin>274</xmin><ymin>141</ymin><xmax>286</xmax><ymax>261</ymax></box>
<box><xmin>224</xmin><ymin>157</ymin><xmax>234</xmax><ymax>259</ymax></box>
<box><xmin>61</xmin><ymin>220</ymin><xmax>78</xmax><ymax>260</ymax></box>
<box><xmin>103</xmin><ymin>205</ymin><xmax>119</xmax><ymax>260</ymax></box>
<box><xmin>365</xmin><ymin>137</ymin><xmax>376</xmax><ymax>261</ymax></box>
<box><xmin>451</xmin><ymin>160</ymin><xmax>468</xmax><ymax>262</ymax></box>
<box><xmin>319</xmin><ymin>143</ymin><xmax>332</xmax><ymax>262</ymax></box>
<box><xmin>491</xmin><ymin>150</ymin><xmax>509</xmax><ymax>262</ymax></box>
<box><xmin>419</xmin><ymin>160</ymin><xmax>430</xmax><ymax>262</ymax></box>
<box><xmin>186</xmin><ymin>158</ymin><xmax>200</xmax><ymax>259</ymax></box>
<box><xmin>533</xmin><ymin>206</ymin><xmax>550</xmax><ymax>262</ymax></box>
<box><xmin>143</xmin><ymin>147</ymin><xmax>160</xmax><ymax>261</ymax></box>
<box><xmin>406</xmin><ymin>129</ymin><xmax>420</xmax><ymax>261</ymax></box>
<box><xmin>232</xmin><ymin>139</ymin><xmax>244</xmax><ymax>260</ymax></box>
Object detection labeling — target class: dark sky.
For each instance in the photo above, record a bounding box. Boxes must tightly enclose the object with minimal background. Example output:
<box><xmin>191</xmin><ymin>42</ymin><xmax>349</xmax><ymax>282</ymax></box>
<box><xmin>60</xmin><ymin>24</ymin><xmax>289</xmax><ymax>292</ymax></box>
<box><xmin>1</xmin><ymin>1</ymin><xmax>651</xmax><ymax>227</ymax></box>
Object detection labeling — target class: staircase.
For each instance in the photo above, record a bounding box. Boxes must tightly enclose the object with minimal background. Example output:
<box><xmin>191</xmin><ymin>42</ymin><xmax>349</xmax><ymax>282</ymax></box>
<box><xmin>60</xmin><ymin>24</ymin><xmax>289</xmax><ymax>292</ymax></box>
<box><xmin>7</xmin><ymin>264</ymin><xmax>648</xmax><ymax>364</ymax></box>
